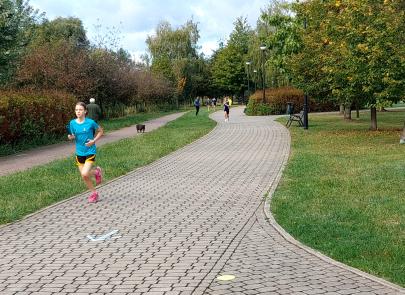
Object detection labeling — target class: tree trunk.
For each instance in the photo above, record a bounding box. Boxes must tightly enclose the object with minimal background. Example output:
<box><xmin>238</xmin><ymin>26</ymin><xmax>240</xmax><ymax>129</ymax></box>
<box><xmin>339</xmin><ymin>104</ymin><xmax>344</xmax><ymax>115</ymax></box>
<box><xmin>356</xmin><ymin>103</ymin><xmax>359</xmax><ymax>118</ymax></box>
<box><xmin>344</xmin><ymin>105</ymin><xmax>351</xmax><ymax>120</ymax></box>
<box><xmin>370</xmin><ymin>107</ymin><xmax>377</xmax><ymax>130</ymax></box>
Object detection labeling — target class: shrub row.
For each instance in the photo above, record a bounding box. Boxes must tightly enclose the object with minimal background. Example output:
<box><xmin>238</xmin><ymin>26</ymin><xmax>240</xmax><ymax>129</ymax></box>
<box><xmin>246</xmin><ymin>87</ymin><xmax>337</xmax><ymax>115</ymax></box>
<box><xmin>0</xmin><ymin>90</ymin><xmax>76</xmax><ymax>144</ymax></box>
<box><xmin>15</xmin><ymin>41</ymin><xmax>176</xmax><ymax>117</ymax></box>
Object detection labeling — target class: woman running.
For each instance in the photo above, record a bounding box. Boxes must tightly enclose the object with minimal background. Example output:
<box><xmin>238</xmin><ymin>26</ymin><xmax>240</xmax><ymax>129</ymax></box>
<box><xmin>68</xmin><ymin>102</ymin><xmax>104</xmax><ymax>203</ymax></box>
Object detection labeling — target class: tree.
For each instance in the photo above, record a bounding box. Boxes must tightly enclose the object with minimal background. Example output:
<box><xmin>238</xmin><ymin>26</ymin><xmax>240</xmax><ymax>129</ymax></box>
<box><xmin>14</xmin><ymin>17</ymin><xmax>92</xmax><ymax>98</ymax></box>
<box><xmin>258</xmin><ymin>1</ymin><xmax>302</xmax><ymax>88</ymax></box>
<box><xmin>211</xmin><ymin>17</ymin><xmax>253</xmax><ymax>97</ymax></box>
<box><xmin>29</xmin><ymin>17</ymin><xmax>89</xmax><ymax>49</ymax></box>
<box><xmin>288</xmin><ymin>0</ymin><xmax>405</xmax><ymax>130</ymax></box>
<box><xmin>15</xmin><ymin>15</ymin><xmax>142</xmax><ymax>111</ymax></box>
<box><xmin>187</xmin><ymin>54</ymin><xmax>213</xmax><ymax>99</ymax></box>
<box><xmin>0</xmin><ymin>0</ymin><xmax>41</xmax><ymax>86</ymax></box>
<box><xmin>146</xmin><ymin>20</ymin><xmax>202</xmax><ymax>105</ymax></box>
<box><xmin>15</xmin><ymin>40</ymin><xmax>93</xmax><ymax>99</ymax></box>
<box><xmin>211</xmin><ymin>45</ymin><xmax>245</xmax><ymax>95</ymax></box>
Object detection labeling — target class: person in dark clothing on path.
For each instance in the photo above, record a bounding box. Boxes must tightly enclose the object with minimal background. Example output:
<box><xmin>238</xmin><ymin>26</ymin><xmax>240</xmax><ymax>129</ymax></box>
<box><xmin>212</xmin><ymin>97</ymin><xmax>217</xmax><ymax>110</ymax></box>
<box><xmin>224</xmin><ymin>100</ymin><xmax>230</xmax><ymax>122</ymax></box>
<box><xmin>86</xmin><ymin>98</ymin><xmax>102</xmax><ymax>122</ymax></box>
<box><xmin>194</xmin><ymin>97</ymin><xmax>201</xmax><ymax>116</ymax></box>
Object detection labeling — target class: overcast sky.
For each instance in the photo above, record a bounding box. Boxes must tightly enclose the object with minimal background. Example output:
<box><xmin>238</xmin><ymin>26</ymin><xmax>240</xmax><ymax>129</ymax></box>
<box><xmin>29</xmin><ymin>0</ymin><xmax>269</xmax><ymax>61</ymax></box>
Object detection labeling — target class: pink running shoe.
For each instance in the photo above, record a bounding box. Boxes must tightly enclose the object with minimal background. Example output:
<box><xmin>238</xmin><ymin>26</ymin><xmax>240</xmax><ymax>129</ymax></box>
<box><xmin>88</xmin><ymin>191</ymin><xmax>99</xmax><ymax>203</ymax></box>
<box><xmin>95</xmin><ymin>166</ymin><xmax>103</xmax><ymax>185</ymax></box>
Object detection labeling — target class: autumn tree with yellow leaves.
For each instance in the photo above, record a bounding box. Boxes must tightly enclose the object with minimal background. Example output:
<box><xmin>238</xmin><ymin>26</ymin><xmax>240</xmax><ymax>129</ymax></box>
<box><xmin>288</xmin><ymin>0</ymin><xmax>405</xmax><ymax>130</ymax></box>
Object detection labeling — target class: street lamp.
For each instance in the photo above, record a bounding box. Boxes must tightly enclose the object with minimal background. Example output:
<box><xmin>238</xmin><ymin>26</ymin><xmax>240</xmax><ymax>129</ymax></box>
<box><xmin>260</xmin><ymin>45</ymin><xmax>266</xmax><ymax>103</ymax></box>
<box><xmin>245</xmin><ymin>61</ymin><xmax>251</xmax><ymax>104</ymax></box>
<box><xmin>253</xmin><ymin>70</ymin><xmax>257</xmax><ymax>92</ymax></box>
<box><xmin>303</xmin><ymin>18</ymin><xmax>309</xmax><ymax>129</ymax></box>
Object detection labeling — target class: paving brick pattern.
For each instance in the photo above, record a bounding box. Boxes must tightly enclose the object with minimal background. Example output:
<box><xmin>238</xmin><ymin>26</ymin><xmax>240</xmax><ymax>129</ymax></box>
<box><xmin>0</xmin><ymin>108</ymin><xmax>403</xmax><ymax>294</ymax></box>
<box><xmin>205</xmin><ymin>207</ymin><xmax>402</xmax><ymax>295</ymax></box>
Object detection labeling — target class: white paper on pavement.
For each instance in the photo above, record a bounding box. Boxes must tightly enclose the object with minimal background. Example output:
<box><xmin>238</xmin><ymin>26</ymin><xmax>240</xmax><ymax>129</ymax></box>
<box><xmin>87</xmin><ymin>229</ymin><xmax>119</xmax><ymax>241</ymax></box>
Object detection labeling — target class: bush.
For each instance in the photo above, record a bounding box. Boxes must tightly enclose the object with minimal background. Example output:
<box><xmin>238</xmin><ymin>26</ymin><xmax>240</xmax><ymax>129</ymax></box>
<box><xmin>15</xmin><ymin>41</ymin><xmax>93</xmax><ymax>100</ymax></box>
<box><xmin>0</xmin><ymin>89</ymin><xmax>76</xmax><ymax>145</ymax></box>
<box><xmin>245</xmin><ymin>100</ymin><xmax>272</xmax><ymax>116</ymax></box>
<box><xmin>246</xmin><ymin>87</ymin><xmax>337</xmax><ymax>115</ymax></box>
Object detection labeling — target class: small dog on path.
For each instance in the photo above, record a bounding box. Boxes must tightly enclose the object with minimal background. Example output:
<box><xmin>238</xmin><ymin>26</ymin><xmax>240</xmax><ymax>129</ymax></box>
<box><xmin>136</xmin><ymin>124</ymin><xmax>145</xmax><ymax>133</ymax></box>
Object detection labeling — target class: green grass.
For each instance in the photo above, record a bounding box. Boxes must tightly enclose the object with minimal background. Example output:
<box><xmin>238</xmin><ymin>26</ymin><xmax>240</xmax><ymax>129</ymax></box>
<box><xmin>273</xmin><ymin>110</ymin><xmax>405</xmax><ymax>287</ymax></box>
<box><xmin>0</xmin><ymin>109</ymin><xmax>215</xmax><ymax>225</ymax></box>
<box><xmin>0</xmin><ymin>110</ymin><xmax>179</xmax><ymax>156</ymax></box>
<box><xmin>391</xmin><ymin>102</ymin><xmax>405</xmax><ymax>109</ymax></box>
<box><xmin>99</xmin><ymin>110</ymin><xmax>180</xmax><ymax>132</ymax></box>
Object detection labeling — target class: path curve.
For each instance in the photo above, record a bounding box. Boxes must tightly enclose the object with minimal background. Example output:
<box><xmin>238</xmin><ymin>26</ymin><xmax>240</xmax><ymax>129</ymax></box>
<box><xmin>0</xmin><ymin>107</ymin><xmax>402</xmax><ymax>294</ymax></box>
<box><xmin>0</xmin><ymin>112</ymin><xmax>185</xmax><ymax>177</ymax></box>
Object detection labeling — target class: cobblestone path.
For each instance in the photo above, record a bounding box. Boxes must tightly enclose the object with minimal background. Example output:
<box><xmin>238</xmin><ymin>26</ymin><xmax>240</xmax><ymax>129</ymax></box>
<box><xmin>0</xmin><ymin>108</ymin><xmax>402</xmax><ymax>294</ymax></box>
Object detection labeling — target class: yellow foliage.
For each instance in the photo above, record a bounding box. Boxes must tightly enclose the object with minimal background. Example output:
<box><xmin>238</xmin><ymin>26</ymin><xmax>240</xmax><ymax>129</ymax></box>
<box><xmin>356</xmin><ymin>43</ymin><xmax>369</xmax><ymax>52</ymax></box>
<box><xmin>177</xmin><ymin>77</ymin><xmax>186</xmax><ymax>92</ymax></box>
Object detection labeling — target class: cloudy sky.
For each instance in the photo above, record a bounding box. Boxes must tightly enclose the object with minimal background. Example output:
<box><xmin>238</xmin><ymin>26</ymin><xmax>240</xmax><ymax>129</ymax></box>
<box><xmin>29</xmin><ymin>0</ymin><xmax>269</xmax><ymax>61</ymax></box>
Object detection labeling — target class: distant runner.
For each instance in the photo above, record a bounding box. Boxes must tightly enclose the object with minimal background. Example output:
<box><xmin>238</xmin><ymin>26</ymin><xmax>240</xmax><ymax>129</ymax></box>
<box><xmin>224</xmin><ymin>100</ymin><xmax>230</xmax><ymax>122</ymax></box>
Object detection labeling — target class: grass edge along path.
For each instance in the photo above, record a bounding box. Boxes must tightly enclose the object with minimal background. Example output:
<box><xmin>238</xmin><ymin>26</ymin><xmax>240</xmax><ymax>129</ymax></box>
<box><xmin>0</xmin><ymin>110</ymin><xmax>181</xmax><ymax>157</ymax></box>
<box><xmin>100</xmin><ymin>110</ymin><xmax>180</xmax><ymax>133</ymax></box>
<box><xmin>272</xmin><ymin>111</ymin><xmax>405</xmax><ymax>287</ymax></box>
<box><xmin>0</xmin><ymin>109</ymin><xmax>216</xmax><ymax>225</ymax></box>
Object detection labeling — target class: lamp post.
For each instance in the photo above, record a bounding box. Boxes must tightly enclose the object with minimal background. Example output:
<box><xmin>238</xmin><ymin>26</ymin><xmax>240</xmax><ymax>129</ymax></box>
<box><xmin>260</xmin><ymin>45</ymin><xmax>266</xmax><ymax>103</ymax></box>
<box><xmin>253</xmin><ymin>70</ymin><xmax>257</xmax><ymax>92</ymax></box>
<box><xmin>245</xmin><ymin>61</ymin><xmax>251</xmax><ymax>105</ymax></box>
<box><xmin>303</xmin><ymin>18</ymin><xmax>309</xmax><ymax>129</ymax></box>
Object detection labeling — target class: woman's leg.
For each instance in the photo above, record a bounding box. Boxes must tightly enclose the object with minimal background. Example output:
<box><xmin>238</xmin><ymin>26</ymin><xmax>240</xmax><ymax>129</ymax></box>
<box><xmin>78</xmin><ymin>162</ymin><xmax>96</xmax><ymax>192</ymax></box>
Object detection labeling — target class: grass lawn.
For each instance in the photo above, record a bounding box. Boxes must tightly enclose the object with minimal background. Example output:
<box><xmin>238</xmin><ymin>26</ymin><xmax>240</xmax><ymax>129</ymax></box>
<box><xmin>273</xmin><ymin>110</ymin><xmax>405</xmax><ymax>287</ymax></box>
<box><xmin>0</xmin><ymin>109</ymin><xmax>215</xmax><ymax>225</ymax></box>
<box><xmin>0</xmin><ymin>110</ymin><xmax>181</xmax><ymax>156</ymax></box>
<box><xmin>99</xmin><ymin>110</ymin><xmax>182</xmax><ymax>133</ymax></box>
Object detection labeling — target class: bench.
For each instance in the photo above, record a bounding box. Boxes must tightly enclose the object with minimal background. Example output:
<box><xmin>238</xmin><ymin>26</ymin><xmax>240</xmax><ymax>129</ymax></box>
<box><xmin>286</xmin><ymin>110</ymin><xmax>304</xmax><ymax>127</ymax></box>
